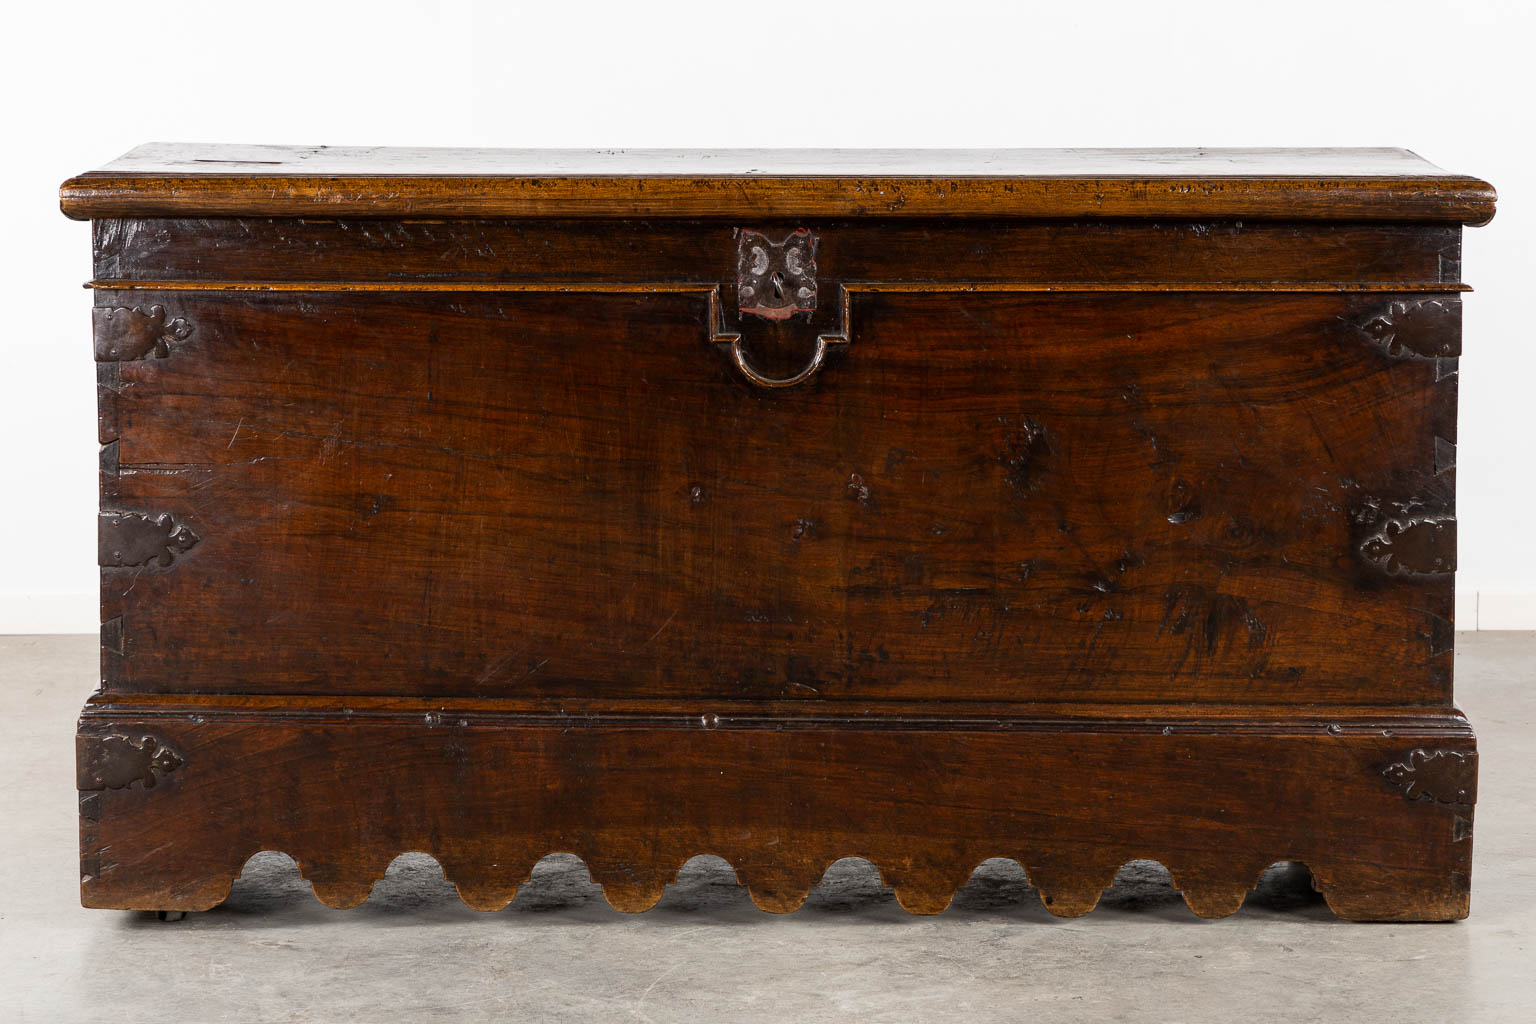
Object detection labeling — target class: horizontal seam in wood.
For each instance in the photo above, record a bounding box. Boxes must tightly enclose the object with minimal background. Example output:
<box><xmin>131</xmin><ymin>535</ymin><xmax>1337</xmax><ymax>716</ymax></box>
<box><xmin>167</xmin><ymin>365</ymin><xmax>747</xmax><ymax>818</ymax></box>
<box><xmin>79</xmin><ymin>695</ymin><xmax>1470</xmax><ymax>718</ymax></box>
<box><xmin>73</xmin><ymin>713</ymin><xmax>1475</xmax><ymax>737</ymax></box>
<box><xmin>86</xmin><ymin>280</ymin><xmax>1472</xmax><ymax>293</ymax></box>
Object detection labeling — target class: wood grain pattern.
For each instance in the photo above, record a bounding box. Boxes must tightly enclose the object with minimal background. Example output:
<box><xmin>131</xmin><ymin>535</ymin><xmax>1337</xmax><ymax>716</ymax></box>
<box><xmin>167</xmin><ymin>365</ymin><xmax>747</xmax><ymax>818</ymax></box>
<box><xmin>96</xmin><ymin>286</ymin><xmax>1455</xmax><ymax>704</ymax></box>
<box><xmin>60</xmin><ymin>145</ymin><xmax>1496</xmax><ymax>224</ymax></box>
<box><xmin>76</xmin><ymin>700</ymin><xmax>1476</xmax><ymax>920</ymax></box>
<box><xmin>88</xmin><ymin>218</ymin><xmax>1464</xmax><ymax>288</ymax></box>
<box><xmin>68</xmin><ymin>147</ymin><xmax>1493</xmax><ymax>920</ymax></box>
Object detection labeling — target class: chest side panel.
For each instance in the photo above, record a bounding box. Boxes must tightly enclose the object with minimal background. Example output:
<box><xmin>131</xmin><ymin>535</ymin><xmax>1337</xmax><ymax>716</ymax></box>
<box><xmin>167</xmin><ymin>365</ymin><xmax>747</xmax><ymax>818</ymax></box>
<box><xmin>96</xmin><ymin>263</ymin><xmax>1456</xmax><ymax>704</ymax></box>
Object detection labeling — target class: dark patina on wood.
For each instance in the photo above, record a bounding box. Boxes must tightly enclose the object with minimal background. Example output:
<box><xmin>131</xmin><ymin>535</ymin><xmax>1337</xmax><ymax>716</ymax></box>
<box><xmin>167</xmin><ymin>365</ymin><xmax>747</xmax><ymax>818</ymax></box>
<box><xmin>62</xmin><ymin>145</ymin><xmax>1494</xmax><ymax>920</ymax></box>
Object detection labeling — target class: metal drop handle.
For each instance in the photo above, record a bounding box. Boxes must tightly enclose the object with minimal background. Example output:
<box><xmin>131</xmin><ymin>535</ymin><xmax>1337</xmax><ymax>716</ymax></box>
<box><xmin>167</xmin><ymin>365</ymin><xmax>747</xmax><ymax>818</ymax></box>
<box><xmin>726</xmin><ymin>334</ymin><xmax>836</xmax><ymax>389</ymax></box>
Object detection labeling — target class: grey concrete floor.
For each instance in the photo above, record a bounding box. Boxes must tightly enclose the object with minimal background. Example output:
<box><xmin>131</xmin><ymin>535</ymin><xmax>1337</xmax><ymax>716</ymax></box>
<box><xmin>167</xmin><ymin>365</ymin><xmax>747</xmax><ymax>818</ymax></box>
<box><xmin>1</xmin><ymin>634</ymin><xmax>1531</xmax><ymax>1023</ymax></box>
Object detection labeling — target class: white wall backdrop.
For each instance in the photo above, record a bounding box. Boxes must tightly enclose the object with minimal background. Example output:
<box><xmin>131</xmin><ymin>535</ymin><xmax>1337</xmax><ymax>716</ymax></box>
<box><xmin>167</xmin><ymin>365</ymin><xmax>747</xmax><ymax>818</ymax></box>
<box><xmin>2</xmin><ymin>0</ymin><xmax>1531</xmax><ymax>632</ymax></box>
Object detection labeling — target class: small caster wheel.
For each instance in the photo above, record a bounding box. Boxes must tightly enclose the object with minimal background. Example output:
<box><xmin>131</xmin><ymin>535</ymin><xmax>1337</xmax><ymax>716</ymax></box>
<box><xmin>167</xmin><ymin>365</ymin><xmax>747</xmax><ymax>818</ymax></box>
<box><xmin>156</xmin><ymin>910</ymin><xmax>187</xmax><ymax>922</ymax></box>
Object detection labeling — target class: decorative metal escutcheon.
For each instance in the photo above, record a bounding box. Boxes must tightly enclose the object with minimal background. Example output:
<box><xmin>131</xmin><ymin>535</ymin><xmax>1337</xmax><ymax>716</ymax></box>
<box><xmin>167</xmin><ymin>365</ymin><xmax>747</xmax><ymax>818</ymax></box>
<box><xmin>738</xmin><ymin>228</ymin><xmax>818</xmax><ymax>320</ymax></box>
<box><xmin>723</xmin><ymin>228</ymin><xmax>846</xmax><ymax>389</ymax></box>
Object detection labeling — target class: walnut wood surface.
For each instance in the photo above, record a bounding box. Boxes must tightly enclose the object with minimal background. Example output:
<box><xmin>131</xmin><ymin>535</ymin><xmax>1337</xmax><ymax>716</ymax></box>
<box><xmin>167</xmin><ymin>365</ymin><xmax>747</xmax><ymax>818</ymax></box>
<box><xmin>89</xmin><ymin>218</ymin><xmax>1463</xmax><ymax>287</ymax></box>
<box><xmin>81</xmin><ymin>691</ymin><xmax>1476</xmax><ymax>727</ymax></box>
<box><xmin>60</xmin><ymin>145</ymin><xmax>1496</xmax><ymax>224</ymax></box>
<box><xmin>77</xmin><ymin>701</ymin><xmax>1476</xmax><ymax>920</ymax></box>
<box><xmin>70</xmin><ymin>147</ymin><xmax>1492</xmax><ymax>919</ymax></box>
<box><xmin>98</xmin><ymin>285</ymin><xmax>1454</xmax><ymax>704</ymax></box>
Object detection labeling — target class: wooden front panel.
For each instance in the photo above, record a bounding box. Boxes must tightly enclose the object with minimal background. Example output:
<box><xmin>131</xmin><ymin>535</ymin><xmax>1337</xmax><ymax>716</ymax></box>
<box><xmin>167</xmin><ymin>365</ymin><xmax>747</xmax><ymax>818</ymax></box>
<box><xmin>90</xmin><ymin>218</ymin><xmax>1462</xmax><ymax>287</ymax></box>
<box><xmin>97</xmin><ymin>286</ymin><xmax>1455</xmax><ymax>704</ymax></box>
<box><xmin>76</xmin><ymin>701</ymin><xmax>1476</xmax><ymax>918</ymax></box>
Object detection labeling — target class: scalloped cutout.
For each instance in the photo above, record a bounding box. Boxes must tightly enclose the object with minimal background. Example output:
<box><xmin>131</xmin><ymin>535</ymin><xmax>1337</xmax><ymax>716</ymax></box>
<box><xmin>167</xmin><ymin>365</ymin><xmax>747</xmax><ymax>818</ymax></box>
<box><xmin>950</xmin><ymin>857</ymin><xmax>1035</xmax><ymax>912</ymax></box>
<box><xmin>1246</xmin><ymin>861</ymin><xmax>1328</xmax><ymax>915</ymax></box>
<box><xmin>165</xmin><ymin>850</ymin><xmax>1373</xmax><ymax>921</ymax></box>
<box><xmin>1097</xmin><ymin>859</ymin><xmax>1186</xmax><ymax>914</ymax></box>
<box><xmin>804</xmin><ymin>857</ymin><xmax>896</xmax><ymax>912</ymax></box>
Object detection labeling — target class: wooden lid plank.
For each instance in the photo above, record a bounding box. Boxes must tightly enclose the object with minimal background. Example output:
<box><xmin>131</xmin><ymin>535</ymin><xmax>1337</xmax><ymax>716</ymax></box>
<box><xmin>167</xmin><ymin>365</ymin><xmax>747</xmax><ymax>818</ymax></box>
<box><xmin>60</xmin><ymin>144</ymin><xmax>1496</xmax><ymax>224</ymax></box>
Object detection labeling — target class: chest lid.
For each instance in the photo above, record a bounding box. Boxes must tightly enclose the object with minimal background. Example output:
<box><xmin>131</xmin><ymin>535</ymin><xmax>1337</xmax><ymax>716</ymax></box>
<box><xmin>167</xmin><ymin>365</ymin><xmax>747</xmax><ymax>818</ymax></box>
<box><xmin>61</xmin><ymin>144</ymin><xmax>1495</xmax><ymax>224</ymax></box>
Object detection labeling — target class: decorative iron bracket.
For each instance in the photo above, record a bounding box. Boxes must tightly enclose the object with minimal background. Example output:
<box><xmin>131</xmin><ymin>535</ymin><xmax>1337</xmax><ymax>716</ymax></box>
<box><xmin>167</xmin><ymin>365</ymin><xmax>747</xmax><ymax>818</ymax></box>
<box><xmin>1382</xmin><ymin>749</ymin><xmax>1476</xmax><ymax>809</ymax></box>
<box><xmin>99</xmin><ymin>510</ymin><xmax>200</xmax><ymax>568</ymax></box>
<box><xmin>93</xmin><ymin>304</ymin><xmax>194</xmax><ymax>361</ymax></box>
<box><xmin>78</xmin><ymin>734</ymin><xmax>184</xmax><ymax>791</ymax></box>
<box><xmin>1358</xmin><ymin>515</ymin><xmax>1456</xmax><ymax>577</ymax></box>
<box><xmin>1351</xmin><ymin>297</ymin><xmax>1460</xmax><ymax>360</ymax></box>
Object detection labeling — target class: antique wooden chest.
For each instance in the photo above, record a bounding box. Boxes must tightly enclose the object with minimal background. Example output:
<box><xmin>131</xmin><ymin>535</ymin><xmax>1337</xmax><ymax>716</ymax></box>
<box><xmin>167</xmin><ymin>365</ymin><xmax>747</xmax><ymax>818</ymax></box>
<box><xmin>61</xmin><ymin>146</ymin><xmax>1495</xmax><ymax>920</ymax></box>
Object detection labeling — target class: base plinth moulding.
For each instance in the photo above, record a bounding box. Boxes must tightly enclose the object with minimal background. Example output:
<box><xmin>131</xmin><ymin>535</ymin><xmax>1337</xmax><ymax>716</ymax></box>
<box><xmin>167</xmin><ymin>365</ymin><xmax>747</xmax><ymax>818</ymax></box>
<box><xmin>77</xmin><ymin>697</ymin><xmax>1475</xmax><ymax>921</ymax></box>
